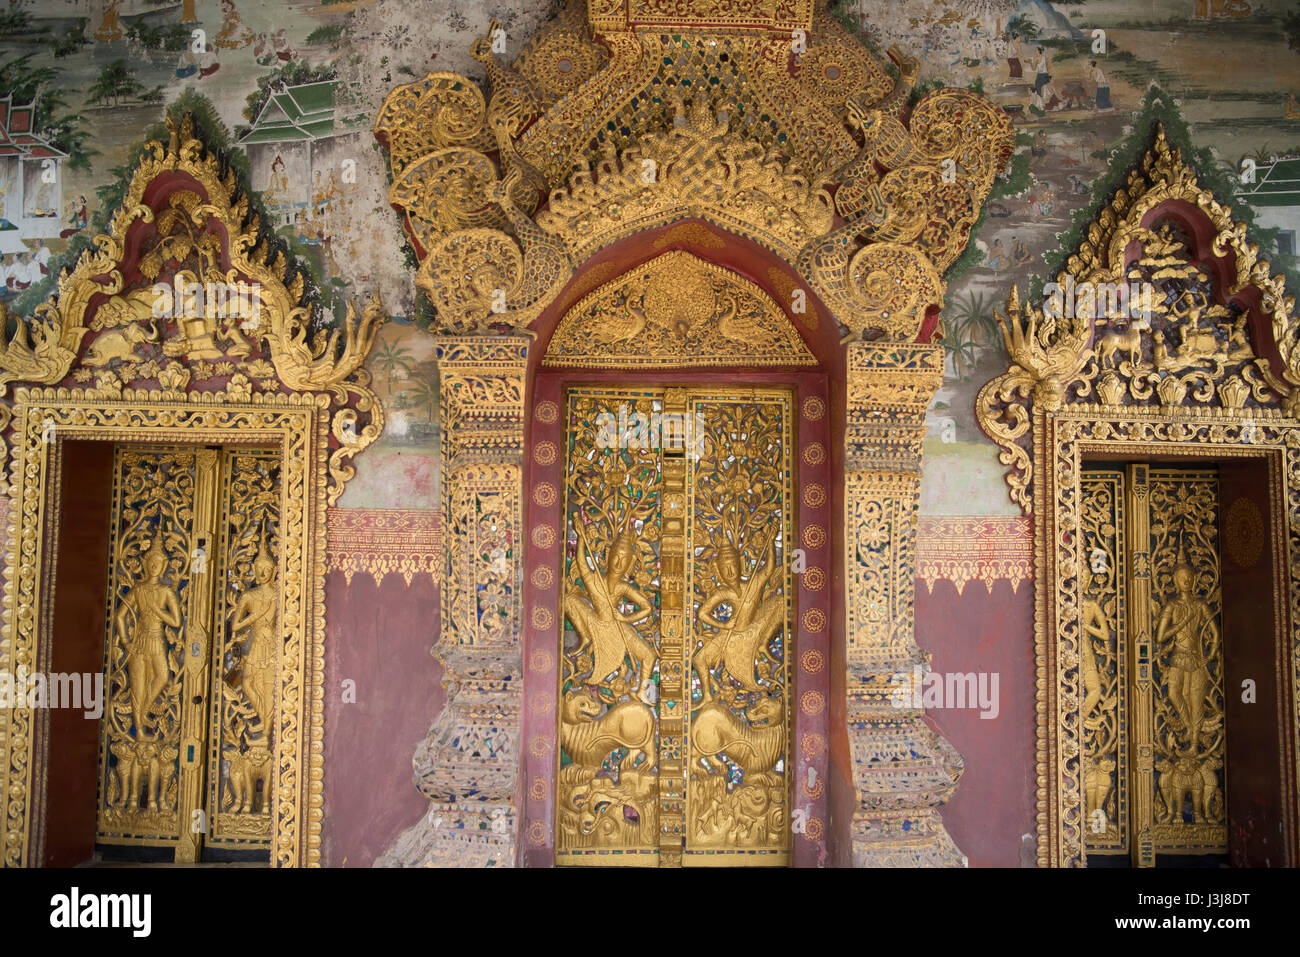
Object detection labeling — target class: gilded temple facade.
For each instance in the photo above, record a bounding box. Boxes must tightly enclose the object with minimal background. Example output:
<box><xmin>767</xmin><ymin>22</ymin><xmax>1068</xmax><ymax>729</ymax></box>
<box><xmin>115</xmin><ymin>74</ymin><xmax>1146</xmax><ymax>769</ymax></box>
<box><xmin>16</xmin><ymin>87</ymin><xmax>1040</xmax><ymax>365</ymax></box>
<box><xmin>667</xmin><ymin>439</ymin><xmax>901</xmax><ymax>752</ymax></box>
<box><xmin>0</xmin><ymin>0</ymin><xmax>1297</xmax><ymax>869</ymax></box>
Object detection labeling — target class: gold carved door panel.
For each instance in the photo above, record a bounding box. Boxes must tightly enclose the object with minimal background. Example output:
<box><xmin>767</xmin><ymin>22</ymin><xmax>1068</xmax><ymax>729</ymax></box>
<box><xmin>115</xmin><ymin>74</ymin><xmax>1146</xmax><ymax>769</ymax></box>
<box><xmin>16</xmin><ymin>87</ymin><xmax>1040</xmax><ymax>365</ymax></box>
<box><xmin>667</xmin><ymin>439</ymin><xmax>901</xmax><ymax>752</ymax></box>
<box><xmin>1081</xmin><ymin>465</ymin><xmax>1227</xmax><ymax>866</ymax></box>
<box><xmin>95</xmin><ymin>445</ymin><xmax>281</xmax><ymax>861</ymax></box>
<box><xmin>556</xmin><ymin>386</ymin><xmax>793</xmax><ymax>867</ymax></box>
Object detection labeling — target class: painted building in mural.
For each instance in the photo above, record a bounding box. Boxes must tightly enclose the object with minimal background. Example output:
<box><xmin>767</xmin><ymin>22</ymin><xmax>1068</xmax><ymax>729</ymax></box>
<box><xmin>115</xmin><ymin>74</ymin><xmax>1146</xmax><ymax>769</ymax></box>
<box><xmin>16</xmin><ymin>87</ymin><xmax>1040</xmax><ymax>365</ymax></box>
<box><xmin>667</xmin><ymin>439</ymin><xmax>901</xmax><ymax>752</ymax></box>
<box><xmin>0</xmin><ymin>0</ymin><xmax>1297</xmax><ymax>869</ymax></box>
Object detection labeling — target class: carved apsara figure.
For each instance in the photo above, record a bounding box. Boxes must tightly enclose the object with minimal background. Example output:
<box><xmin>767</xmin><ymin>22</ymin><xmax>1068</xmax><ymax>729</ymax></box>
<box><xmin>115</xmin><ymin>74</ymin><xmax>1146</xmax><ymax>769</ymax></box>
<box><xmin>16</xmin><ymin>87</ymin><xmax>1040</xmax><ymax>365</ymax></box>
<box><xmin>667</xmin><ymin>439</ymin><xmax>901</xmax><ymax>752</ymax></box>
<box><xmin>116</xmin><ymin>537</ymin><xmax>182</xmax><ymax>738</ymax></box>
<box><xmin>563</xmin><ymin>524</ymin><xmax>656</xmax><ymax>703</ymax></box>
<box><xmin>231</xmin><ymin>536</ymin><xmax>279</xmax><ymax>731</ymax></box>
<box><xmin>693</xmin><ymin>531</ymin><xmax>784</xmax><ymax>703</ymax></box>
<box><xmin>1155</xmin><ymin>543</ymin><xmax>1218</xmax><ymax>752</ymax></box>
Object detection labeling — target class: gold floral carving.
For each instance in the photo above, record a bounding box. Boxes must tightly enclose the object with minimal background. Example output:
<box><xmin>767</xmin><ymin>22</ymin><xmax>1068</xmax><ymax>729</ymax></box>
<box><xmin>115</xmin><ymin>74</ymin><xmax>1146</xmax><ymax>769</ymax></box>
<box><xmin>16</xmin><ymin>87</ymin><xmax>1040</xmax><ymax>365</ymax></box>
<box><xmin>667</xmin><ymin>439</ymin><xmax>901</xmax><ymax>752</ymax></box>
<box><xmin>543</xmin><ymin>251</ymin><xmax>815</xmax><ymax>368</ymax></box>
<box><xmin>975</xmin><ymin>125</ymin><xmax>1300</xmax><ymax>867</ymax></box>
<box><xmin>0</xmin><ymin>115</ymin><xmax>385</xmax><ymax>868</ymax></box>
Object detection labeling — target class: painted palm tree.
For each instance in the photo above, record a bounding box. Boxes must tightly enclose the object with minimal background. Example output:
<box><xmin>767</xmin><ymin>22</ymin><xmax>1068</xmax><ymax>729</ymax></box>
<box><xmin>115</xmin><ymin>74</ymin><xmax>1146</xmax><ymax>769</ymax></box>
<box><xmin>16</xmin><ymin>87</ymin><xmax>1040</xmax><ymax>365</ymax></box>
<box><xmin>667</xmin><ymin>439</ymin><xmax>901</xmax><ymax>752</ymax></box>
<box><xmin>947</xmin><ymin>291</ymin><xmax>1001</xmax><ymax>376</ymax></box>
<box><xmin>407</xmin><ymin>377</ymin><xmax>439</xmax><ymax>424</ymax></box>
<box><xmin>372</xmin><ymin>340</ymin><xmax>414</xmax><ymax>395</ymax></box>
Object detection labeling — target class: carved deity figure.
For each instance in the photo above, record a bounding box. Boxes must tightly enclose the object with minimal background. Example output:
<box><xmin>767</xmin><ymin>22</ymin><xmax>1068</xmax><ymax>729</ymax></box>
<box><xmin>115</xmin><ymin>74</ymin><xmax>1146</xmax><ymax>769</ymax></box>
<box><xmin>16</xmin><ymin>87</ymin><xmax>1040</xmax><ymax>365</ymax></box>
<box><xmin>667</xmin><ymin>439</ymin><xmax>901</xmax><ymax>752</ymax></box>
<box><xmin>563</xmin><ymin>525</ymin><xmax>656</xmax><ymax>703</ymax></box>
<box><xmin>1155</xmin><ymin>547</ymin><xmax>1218</xmax><ymax>752</ymax></box>
<box><xmin>1079</xmin><ymin>565</ymin><xmax>1107</xmax><ymax>724</ymax></box>
<box><xmin>693</xmin><ymin>530</ymin><xmax>784</xmax><ymax>703</ymax></box>
<box><xmin>116</xmin><ymin>537</ymin><xmax>182</xmax><ymax>738</ymax></box>
<box><xmin>231</xmin><ymin>538</ymin><xmax>279</xmax><ymax>732</ymax></box>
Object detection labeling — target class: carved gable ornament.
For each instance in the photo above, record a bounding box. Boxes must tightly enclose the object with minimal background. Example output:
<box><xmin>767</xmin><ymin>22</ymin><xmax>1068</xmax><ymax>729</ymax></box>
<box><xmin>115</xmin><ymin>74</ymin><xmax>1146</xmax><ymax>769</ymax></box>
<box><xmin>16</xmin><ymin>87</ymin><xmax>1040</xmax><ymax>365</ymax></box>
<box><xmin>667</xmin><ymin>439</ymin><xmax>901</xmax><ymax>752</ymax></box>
<box><xmin>542</xmin><ymin>251</ymin><xmax>815</xmax><ymax>367</ymax></box>
<box><xmin>0</xmin><ymin>115</ymin><xmax>385</xmax><ymax>505</ymax></box>
<box><xmin>978</xmin><ymin>125</ymin><xmax>1300</xmax><ymax>513</ymax></box>
<box><xmin>375</xmin><ymin>1</ymin><xmax>1013</xmax><ymax>343</ymax></box>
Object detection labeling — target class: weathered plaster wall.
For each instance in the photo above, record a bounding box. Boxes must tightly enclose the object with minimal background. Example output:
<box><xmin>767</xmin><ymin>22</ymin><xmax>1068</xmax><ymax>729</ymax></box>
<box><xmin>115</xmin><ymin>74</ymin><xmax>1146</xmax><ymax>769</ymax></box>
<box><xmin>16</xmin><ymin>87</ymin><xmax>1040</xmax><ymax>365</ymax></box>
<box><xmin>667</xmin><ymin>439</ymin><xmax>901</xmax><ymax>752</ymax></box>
<box><xmin>917</xmin><ymin>579</ymin><xmax>1038</xmax><ymax>867</ymax></box>
<box><xmin>322</xmin><ymin>570</ymin><xmax>443</xmax><ymax>867</ymax></box>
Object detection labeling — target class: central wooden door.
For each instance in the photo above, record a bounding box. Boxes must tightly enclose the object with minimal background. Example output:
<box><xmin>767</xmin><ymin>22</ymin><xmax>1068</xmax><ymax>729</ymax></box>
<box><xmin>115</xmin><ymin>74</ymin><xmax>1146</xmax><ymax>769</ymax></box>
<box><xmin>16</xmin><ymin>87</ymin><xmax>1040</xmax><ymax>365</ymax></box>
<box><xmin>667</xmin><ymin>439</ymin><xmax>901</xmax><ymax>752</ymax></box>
<box><xmin>555</xmin><ymin>386</ymin><xmax>794</xmax><ymax>866</ymax></box>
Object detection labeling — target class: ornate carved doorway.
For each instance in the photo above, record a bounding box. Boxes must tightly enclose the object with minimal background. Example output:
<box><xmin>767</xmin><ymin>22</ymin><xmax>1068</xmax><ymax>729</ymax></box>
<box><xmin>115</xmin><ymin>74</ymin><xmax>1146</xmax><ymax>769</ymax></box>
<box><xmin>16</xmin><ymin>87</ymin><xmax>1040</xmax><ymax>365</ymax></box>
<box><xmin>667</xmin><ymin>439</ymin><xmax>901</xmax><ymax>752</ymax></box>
<box><xmin>94</xmin><ymin>444</ymin><xmax>281</xmax><ymax>863</ymax></box>
<box><xmin>555</xmin><ymin>386</ymin><xmax>795</xmax><ymax>866</ymax></box>
<box><xmin>1080</xmin><ymin>464</ymin><xmax>1229</xmax><ymax>866</ymax></box>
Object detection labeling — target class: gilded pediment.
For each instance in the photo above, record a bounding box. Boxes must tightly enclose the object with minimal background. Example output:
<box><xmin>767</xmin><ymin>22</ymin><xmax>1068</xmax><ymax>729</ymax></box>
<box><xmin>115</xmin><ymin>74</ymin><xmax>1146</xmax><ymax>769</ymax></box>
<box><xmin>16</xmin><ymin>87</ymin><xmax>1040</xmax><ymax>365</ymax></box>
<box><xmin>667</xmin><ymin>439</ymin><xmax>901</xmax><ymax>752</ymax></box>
<box><xmin>542</xmin><ymin>251</ymin><xmax>815</xmax><ymax>367</ymax></box>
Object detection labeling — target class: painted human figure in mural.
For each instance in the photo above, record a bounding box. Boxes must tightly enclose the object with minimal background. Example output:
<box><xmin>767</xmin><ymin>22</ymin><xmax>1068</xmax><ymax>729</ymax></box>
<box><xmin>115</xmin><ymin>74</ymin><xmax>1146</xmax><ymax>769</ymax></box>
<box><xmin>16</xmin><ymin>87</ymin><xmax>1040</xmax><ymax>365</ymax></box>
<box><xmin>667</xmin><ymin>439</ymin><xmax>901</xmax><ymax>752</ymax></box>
<box><xmin>116</xmin><ymin>537</ymin><xmax>183</xmax><ymax>739</ymax></box>
<box><xmin>231</xmin><ymin>536</ymin><xmax>279</xmax><ymax>732</ymax></box>
<box><xmin>94</xmin><ymin>0</ymin><xmax>124</xmax><ymax>43</ymax></box>
<box><xmin>215</xmin><ymin>0</ymin><xmax>255</xmax><ymax>49</ymax></box>
<box><xmin>268</xmin><ymin>155</ymin><xmax>289</xmax><ymax>196</ymax></box>
<box><xmin>1006</xmin><ymin>32</ymin><xmax>1022</xmax><ymax>79</ymax></box>
<box><xmin>1090</xmin><ymin>60</ymin><xmax>1112</xmax><ymax>111</ymax></box>
<box><xmin>693</xmin><ymin>529</ymin><xmax>784</xmax><ymax>703</ymax></box>
<box><xmin>1155</xmin><ymin>546</ymin><xmax>1217</xmax><ymax>753</ymax></box>
<box><xmin>564</xmin><ymin>524</ymin><xmax>657</xmax><ymax>703</ymax></box>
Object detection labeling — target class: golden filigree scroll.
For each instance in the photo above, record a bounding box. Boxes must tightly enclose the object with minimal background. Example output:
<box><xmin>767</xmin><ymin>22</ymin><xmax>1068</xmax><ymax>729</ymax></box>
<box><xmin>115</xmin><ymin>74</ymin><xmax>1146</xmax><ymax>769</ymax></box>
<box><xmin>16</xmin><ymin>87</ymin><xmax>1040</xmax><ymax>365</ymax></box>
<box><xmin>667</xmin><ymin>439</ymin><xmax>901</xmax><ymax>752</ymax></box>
<box><xmin>558</xmin><ymin>387</ymin><xmax>663</xmax><ymax>864</ymax></box>
<box><xmin>377</xmin><ymin>10</ymin><xmax>1011</xmax><ymax>343</ymax></box>
<box><xmin>1080</xmin><ymin>467</ymin><xmax>1228</xmax><ymax>864</ymax></box>
<box><xmin>1148</xmin><ymin>470</ymin><xmax>1226</xmax><ymax>851</ymax></box>
<box><xmin>96</xmin><ymin>446</ymin><xmax>283</xmax><ymax>858</ymax></box>
<box><xmin>543</xmin><ymin>251</ymin><xmax>815</xmax><ymax>369</ymax></box>
<box><xmin>209</xmin><ymin>449</ymin><xmax>282</xmax><ymax>847</ymax></box>
<box><xmin>1080</xmin><ymin>472</ymin><xmax>1127</xmax><ymax>855</ymax></box>
<box><xmin>97</xmin><ymin>449</ymin><xmax>194</xmax><ymax>847</ymax></box>
<box><xmin>686</xmin><ymin>392</ymin><xmax>791</xmax><ymax>859</ymax></box>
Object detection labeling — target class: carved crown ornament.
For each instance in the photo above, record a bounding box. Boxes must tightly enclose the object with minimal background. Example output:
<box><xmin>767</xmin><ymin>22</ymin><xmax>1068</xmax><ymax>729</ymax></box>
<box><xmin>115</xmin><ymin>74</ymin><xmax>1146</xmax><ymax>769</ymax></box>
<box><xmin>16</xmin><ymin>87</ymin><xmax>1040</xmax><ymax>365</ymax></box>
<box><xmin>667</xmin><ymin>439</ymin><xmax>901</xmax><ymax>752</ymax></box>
<box><xmin>374</xmin><ymin>0</ymin><xmax>1014</xmax><ymax>344</ymax></box>
<box><xmin>0</xmin><ymin>114</ymin><xmax>386</xmax><ymax>505</ymax></box>
<box><xmin>976</xmin><ymin>126</ymin><xmax>1300</xmax><ymax>514</ymax></box>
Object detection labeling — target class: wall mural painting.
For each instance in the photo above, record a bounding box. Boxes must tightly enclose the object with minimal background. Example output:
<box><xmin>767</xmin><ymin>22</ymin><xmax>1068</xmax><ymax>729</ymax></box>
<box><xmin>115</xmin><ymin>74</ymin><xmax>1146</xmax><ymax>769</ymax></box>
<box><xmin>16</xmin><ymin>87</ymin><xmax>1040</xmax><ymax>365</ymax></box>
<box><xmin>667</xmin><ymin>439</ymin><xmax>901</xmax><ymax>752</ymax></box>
<box><xmin>1</xmin><ymin>0</ymin><xmax>1295</xmax><ymax>516</ymax></box>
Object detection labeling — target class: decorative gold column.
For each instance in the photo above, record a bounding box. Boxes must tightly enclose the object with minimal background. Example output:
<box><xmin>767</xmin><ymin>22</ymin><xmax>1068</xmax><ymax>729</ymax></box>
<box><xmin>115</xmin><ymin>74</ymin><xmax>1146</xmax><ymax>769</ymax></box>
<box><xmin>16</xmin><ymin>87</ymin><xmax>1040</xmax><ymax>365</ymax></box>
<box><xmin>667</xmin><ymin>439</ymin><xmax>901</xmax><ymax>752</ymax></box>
<box><xmin>378</xmin><ymin>336</ymin><xmax>528</xmax><ymax>867</ymax></box>
<box><xmin>843</xmin><ymin>342</ymin><xmax>966</xmax><ymax>867</ymax></box>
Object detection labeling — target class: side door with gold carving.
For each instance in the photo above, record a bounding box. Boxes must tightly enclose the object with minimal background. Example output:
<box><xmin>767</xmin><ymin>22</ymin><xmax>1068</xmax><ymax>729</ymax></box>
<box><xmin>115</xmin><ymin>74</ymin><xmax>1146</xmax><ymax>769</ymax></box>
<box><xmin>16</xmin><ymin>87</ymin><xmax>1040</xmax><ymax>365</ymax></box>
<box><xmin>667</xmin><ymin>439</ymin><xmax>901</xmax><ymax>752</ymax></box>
<box><xmin>1080</xmin><ymin>464</ymin><xmax>1227</xmax><ymax>866</ymax></box>
<box><xmin>95</xmin><ymin>445</ymin><xmax>281</xmax><ymax>862</ymax></box>
<box><xmin>555</xmin><ymin>387</ymin><xmax>793</xmax><ymax>867</ymax></box>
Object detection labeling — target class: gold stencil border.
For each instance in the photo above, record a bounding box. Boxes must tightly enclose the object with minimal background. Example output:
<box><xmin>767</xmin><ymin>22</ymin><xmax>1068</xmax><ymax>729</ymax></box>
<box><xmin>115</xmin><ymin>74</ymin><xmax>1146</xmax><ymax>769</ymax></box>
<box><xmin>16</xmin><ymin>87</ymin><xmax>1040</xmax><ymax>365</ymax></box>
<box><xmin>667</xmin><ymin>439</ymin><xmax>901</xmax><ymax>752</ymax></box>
<box><xmin>0</xmin><ymin>390</ymin><xmax>330</xmax><ymax>867</ymax></box>
<box><xmin>1037</xmin><ymin>405</ymin><xmax>1299</xmax><ymax>868</ymax></box>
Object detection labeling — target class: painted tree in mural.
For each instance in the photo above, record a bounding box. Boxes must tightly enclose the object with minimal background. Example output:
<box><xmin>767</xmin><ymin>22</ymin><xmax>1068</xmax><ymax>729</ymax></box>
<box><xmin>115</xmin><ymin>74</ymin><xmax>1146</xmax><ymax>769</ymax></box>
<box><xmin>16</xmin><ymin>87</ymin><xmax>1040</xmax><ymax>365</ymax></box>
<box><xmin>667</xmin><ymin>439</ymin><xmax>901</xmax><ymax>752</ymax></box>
<box><xmin>373</xmin><ymin>340</ymin><xmax>414</xmax><ymax>395</ymax></box>
<box><xmin>87</xmin><ymin>59</ymin><xmax>146</xmax><ymax>107</ymax></box>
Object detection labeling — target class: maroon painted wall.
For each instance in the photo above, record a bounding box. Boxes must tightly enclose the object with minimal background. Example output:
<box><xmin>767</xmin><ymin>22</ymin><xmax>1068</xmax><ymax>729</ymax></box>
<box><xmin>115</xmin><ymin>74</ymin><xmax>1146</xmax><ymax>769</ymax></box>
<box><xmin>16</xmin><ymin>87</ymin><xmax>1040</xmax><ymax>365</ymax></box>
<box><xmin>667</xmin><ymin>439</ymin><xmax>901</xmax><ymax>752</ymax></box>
<box><xmin>916</xmin><ymin>577</ymin><xmax>1036</xmax><ymax>867</ymax></box>
<box><xmin>44</xmin><ymin>441</ymin><xmax>115</xmax><ymax>866</ymax></box>
<box><xmin>322</xmin><ymin>571</ymin><xmax>443</xmax><ymax>866</ymax></box>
